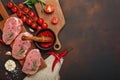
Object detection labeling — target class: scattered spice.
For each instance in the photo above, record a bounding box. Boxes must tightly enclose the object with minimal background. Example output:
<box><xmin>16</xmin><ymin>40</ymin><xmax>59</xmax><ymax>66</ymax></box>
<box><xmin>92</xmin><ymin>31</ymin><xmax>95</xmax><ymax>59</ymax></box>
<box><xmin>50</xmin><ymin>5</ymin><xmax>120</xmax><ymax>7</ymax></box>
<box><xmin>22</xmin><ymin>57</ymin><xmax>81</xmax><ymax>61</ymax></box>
<box><xmin>16</xmin><ymin>47</ymin><xmax>25</xmax><ymax>56</ymax></box>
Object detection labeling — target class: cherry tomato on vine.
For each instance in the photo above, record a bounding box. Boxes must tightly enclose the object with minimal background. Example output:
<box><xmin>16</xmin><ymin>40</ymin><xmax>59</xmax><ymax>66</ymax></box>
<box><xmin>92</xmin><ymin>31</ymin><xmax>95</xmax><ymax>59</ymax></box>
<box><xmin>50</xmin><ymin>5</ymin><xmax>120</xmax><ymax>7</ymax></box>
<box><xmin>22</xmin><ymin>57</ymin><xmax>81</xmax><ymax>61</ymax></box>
<box><xmin>24</xmin><ymin>8</ymin><xmax>30</xmax><ymax>14</ymax></box>
<box><xmin>17</xmin><ymin>10</ymin><xmax>23</xmax><ymax>17</ymax></box>
<box><xmin>37</xmin><ymin>25</ymin><xmax>42</xmax><ymax>30</ymax></box>
<box><xmin>33</xmin><ymin>16</ymin><xmax>39</xmax><ymax>22</ymax></box>
<box><xmin>7</xmin><ymin>1</ymin><xmax>14</xmax><ymax>8</ymax></box>
<box><xmin>18</xmin><ymin>3</ymin><xmax>24</xmax><ymax>10</ymax></box>
<box><xmin>31</xmin><ymin>22</ymin><xmax>37</xmax><ymax>29</ymax></box>
<box><xmin>42</xmin><ymin>22</ymin><xmax>48</xmax><ymax>28</ymax></box>
<box><xmin>20</xmin><ymin>15</ymin><xmax>27</xmax><ymax>22</ymax></box>
<box><xmin>12</xmin><ymin>6</ymin><xmax>18</xmax><ymax>13</ymax></box>
<box><xmin>37</xmin><ymin>18</ymin><xmax>44</xmax><ymax>25</ymax></box>
<box><xmin>29</xmin><ymin>11</ymin><xmax>35</xmax><ymax>18</ymax></box>
<box><xmin>51</xmin><ymin>17</ymin><xmax>58</xmax><ymax>24</ymax></box>
<box><xmin>44</xmin><ymin>4</ymin><xmax>55</xmax><ymax>14</ymax></box>
<box><xmin>26</xmin><ymin>18</ymin><xmax>32</xmax><ymax>25</ymax></box>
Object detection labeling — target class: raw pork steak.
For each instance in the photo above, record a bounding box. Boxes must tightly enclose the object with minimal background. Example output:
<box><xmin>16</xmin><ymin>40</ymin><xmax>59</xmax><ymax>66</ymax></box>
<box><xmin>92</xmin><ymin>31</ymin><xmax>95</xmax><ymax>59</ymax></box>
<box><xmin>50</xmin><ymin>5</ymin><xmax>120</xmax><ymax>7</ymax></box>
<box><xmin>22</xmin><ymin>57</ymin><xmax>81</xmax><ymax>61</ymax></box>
<box><xmin>12</xmin><ymin>32</ymin><xmax>32</xmax><ymax>60</ymax></box>
<box><xmin>2</xmin><ymin>17</ymin><xmax>23</xmax><ymax>45</ymax></box>
<box><xmin>22</xmin><ymin>49</ymin><xmax>41</xmax><ymax>75</ymax></box>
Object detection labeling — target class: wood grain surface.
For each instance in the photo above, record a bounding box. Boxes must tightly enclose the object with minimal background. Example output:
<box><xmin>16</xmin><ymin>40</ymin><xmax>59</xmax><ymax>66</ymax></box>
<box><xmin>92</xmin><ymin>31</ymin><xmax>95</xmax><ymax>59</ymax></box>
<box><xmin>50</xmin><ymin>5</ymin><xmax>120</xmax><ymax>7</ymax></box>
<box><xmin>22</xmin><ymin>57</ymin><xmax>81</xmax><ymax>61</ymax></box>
<box><xmin>35</xmin><ymin>0</ymin><xmax>65</xmax><ymax>50</ymax></box>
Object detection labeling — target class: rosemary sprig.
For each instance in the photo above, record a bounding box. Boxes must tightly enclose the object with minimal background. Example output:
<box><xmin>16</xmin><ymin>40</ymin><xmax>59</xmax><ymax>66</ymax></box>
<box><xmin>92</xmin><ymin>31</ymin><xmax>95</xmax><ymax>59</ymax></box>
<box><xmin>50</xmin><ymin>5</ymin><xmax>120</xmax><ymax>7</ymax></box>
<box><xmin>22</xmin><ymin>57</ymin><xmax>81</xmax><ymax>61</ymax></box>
<box><xmin>24</xmin><ymin>0</ymin><xmax>37</xmax><ymax>8</ymax></box>
<box><xmin>16</xmin><ymin>47</ymin><xmax>25</xmax><ymax>56</ymax></box>
<box><xmin>31</xmin><ymin>60</ymin><xmax>37</xmax><ymax>71</ymax></box>
<box><xmin>23</xmin><ymin>0</ymin><xmax>46</xmax><ymax>12</ymax></box>
<box><xmin>7</xmin><ymin>32</ymin><xmax>13</xmax><ymax>40</ymax></box>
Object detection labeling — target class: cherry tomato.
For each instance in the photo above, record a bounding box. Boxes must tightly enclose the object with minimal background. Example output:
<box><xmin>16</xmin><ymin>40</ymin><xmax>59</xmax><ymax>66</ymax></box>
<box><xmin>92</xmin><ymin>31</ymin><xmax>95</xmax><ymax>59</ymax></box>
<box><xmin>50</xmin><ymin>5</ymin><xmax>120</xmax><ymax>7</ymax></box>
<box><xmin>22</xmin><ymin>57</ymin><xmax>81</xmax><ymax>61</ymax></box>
<box><xmin>37</xmin><ymin>18</ymin><xmax>44</xmax><ymax>25</ymax></box>
<box><xmin>51</xmin><ymin>17</ymin><xmax>58</xmax><ymax>24</ymax></box>
<box><xmin>24</xmin><ymin>8</ymin><xmax>30</xmax><ymax>14</ymax></box>
<box><xmin>29</xmin><ymin>11</ymin><xmax>35</xmax><ymax>18</ymax></box>
<box><xmin>44</xmin><ymin>4</ymin><xmax>55</xmax><ymax>14</ymax></box>
<box><xmin>42</xmin><ymin>22</ymin><xmax>48</xmax><ymax>28</ymax></box>
<box><xmin>17</xmin><ymin>10</ymin><xmax>23</xmax><ymax>17</ymax></box>
<box><xmin>31</xmin><ymin>22</ymin><xmax>37</xmax><ymax>29</ymax></box>
<box><xmin>20</xmin><ymin>15</ymin><xmax>27</xmax><ymax>22</ymax></box>
<box><xmin>18</xmin><ymin>3</ymin><xmax>24</xmax><ymax>10</ymax></box>
<box><xmin>33</xmin><ymin>16</ymin><xmax>39</xmax><ymax>22</ymax></box>
<box><xmin>12</xmin><ymin>6</ymin><xmax>18</xmax><ymax>13</ymax></box>
<box><xmin>7</xmin><ymin>2</ymin><xmax>14</xmax><ymax>8</ymax></box>
<box><xmin>37</xmin><ymin>25</ymin><xmax>42</xmax><ymax>30</ymax></box>
<box><xmin>26</xmin><ymin>18</ymin><xmax>32</xmax><ymax>25</ymax></box>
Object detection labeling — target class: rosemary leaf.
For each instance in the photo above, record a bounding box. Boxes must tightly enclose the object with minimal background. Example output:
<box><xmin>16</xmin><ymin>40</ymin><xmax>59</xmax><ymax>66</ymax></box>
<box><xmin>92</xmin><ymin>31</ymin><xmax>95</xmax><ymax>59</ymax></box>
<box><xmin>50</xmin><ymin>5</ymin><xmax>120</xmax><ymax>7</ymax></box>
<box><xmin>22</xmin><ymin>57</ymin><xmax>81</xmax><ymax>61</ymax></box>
<box><xmin>41</xmin><ymin>3</ymin><xmax>45</xmax><ymax>13</ymax></box>
<box><xmin>24</xmin><ymin>0</ymin><xmax>46</xmax><ymax>10</ymax></box>
<box><xmin>23</xmin><ymin>0</ymin><xmax>30</xmax><ymax>4</ymax></box>
<box><xmin>31</xmin><ymin>60</ymin><xmax>37</xmax><ymax>71</ymax></box>
<box><xmin>37</xmin><ymin>0</ymin><xmax>46</xmax><ymax>5</ymax></box>
<box><xmin>7</xmin><ymin>32</ymin><xmax>13</xmax><ymax>40</ymax></box>
<box><xmin>16</xmin><ymin>47</ymin><xmax>25</xmax><ymax>56</ymax></box>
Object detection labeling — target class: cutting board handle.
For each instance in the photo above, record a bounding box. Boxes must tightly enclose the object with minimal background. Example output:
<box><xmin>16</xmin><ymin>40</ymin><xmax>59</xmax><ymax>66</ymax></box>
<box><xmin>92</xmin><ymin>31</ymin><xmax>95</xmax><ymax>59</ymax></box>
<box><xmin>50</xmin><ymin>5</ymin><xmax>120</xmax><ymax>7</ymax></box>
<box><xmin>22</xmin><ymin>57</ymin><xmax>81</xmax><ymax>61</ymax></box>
<box><xmin>35</xmin><ymin>0</ymin><xmax>65</xmax><ymax>51</ymax></box>
<box><xmin>0</xmin><ymin>0</ymin><xmax>9</xmax><ymax>19</ymax></box>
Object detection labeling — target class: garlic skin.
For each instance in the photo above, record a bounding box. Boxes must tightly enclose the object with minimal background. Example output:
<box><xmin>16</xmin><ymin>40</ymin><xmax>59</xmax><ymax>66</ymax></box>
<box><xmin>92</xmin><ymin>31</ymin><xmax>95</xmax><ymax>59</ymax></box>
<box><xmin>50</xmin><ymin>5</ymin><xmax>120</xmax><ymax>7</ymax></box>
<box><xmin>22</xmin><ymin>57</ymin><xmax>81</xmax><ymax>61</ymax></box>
<box><xmin>5</xmin><ymin>60</ymin><xmax>16</xmax><ymax>71</ymax></box>
<box><xmin>5</xmin><ymin>51</ymin><xmax>12</xmax><ymax>56</ymax></box>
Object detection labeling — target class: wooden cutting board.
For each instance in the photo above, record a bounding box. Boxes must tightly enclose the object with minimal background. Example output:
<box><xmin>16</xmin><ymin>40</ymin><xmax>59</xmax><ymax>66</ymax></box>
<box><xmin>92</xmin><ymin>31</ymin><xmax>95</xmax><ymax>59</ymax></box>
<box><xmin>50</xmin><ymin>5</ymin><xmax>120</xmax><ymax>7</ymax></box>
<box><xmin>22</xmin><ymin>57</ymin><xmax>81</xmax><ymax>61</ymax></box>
<box><xmin>0</xmin><ymin>0</ymin><xmax>46</xmax><ymax>72</ymax></box>
<box><xmin>35</xmin><ymin>0</ymin><xmax>65</xmax><ymax>50</ymax></box>
<box><xmin>0</xmin><ymin>0</ymin><xmax>65</xmax><ymax>77</ymax></box>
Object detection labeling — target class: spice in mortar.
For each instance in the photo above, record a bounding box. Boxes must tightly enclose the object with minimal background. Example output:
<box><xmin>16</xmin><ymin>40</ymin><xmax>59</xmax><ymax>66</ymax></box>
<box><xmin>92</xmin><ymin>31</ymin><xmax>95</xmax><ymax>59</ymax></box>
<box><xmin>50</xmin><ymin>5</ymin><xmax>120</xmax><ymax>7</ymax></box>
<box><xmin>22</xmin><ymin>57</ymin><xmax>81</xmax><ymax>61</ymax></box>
<box><xmin>37</xmin><ymin>30</ymin><xmax>54</xmax><ymax>48</ymax></box>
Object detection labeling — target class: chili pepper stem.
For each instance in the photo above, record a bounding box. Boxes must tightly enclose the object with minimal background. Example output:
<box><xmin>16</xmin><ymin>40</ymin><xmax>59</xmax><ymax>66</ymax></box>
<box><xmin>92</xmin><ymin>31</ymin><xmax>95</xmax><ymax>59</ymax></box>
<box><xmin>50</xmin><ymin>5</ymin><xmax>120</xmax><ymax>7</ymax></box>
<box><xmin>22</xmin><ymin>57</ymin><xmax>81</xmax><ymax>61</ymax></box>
<box><xmin>66</xmin><ymin>48</ymin><xmax>73</xmax><ymax>53</ymax></box>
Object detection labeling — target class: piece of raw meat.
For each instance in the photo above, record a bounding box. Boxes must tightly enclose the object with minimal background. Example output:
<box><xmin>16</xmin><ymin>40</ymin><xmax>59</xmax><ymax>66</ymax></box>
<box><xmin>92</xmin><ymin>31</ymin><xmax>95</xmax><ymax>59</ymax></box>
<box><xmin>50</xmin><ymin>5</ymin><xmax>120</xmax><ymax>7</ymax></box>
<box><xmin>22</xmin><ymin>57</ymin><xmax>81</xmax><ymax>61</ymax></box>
<box><xmin>22</xmin><ymin>49</ymin><xmax>41</xmax><ymax>75</ymax></box>
<box><xmin>2</xmin><ymin>17</ymin><xmax>23</xmax><ymax>45</ymax></box>
<box><xmin>12</xmin><ymin>32</ymin><xmax>32</xmax><ymax>60</ymax></box>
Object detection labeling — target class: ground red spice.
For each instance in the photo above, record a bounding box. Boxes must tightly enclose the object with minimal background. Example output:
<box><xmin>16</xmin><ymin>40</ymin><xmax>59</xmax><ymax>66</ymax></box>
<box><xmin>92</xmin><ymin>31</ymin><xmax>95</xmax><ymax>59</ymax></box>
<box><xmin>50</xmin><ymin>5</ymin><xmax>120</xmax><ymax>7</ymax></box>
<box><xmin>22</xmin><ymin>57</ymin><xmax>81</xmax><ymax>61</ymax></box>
<box><xmin>37</xmin><ymin>30</ymin><xmax>54</xmax><ymax>48</ymax></box>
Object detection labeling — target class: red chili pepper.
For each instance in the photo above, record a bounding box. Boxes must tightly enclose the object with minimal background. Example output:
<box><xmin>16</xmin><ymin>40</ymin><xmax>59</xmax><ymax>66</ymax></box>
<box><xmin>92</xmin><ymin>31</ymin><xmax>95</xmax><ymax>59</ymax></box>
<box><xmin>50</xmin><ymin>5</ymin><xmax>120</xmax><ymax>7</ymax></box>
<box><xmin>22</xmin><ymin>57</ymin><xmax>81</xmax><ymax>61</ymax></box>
<box><xmin>51</xmin><ymin>48</ymin><xmax>73</xmax><ymax>71</ymax></box>
<box><xmin>48</xmin><ymin>51</ymin><xmax>60</xmax><ymax>62</ymax></box>
<box><xmin>0</xmin><ymin>39</ymin><xmax>5</xmax><ymax>44</ymax></box>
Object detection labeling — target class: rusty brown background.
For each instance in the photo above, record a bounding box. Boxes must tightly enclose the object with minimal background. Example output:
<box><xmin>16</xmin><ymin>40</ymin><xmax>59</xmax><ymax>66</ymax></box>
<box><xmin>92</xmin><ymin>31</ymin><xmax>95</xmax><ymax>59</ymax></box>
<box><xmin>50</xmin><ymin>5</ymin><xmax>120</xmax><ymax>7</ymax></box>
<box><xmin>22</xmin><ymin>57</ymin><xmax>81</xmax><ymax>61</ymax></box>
<box><xmin>0</xmin><ymin>0</ymin><xmax>120</xmax><ymax>80</ymax></box>
<box><xmin>59</xmin><ymin>0</ymin><xmax>120</xmax><ymax>80</ymax></box>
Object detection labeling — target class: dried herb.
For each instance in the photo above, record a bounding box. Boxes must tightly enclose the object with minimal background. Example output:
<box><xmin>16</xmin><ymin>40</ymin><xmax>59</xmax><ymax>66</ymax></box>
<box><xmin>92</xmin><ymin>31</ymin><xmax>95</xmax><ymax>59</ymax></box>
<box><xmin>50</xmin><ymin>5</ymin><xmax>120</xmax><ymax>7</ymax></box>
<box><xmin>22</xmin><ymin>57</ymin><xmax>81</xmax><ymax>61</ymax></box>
<box><xmin>16</xmin><ymin>47</ymin><xmax>25</xmax><ymax>56</ymax></box>
<box><xmin>7</xmin><ymin>32</ymin><xmax>13</xmax><ymax>40</ymax></box>
<box><xmin>31</xmin><ymin>60</ymin><xmax>37</xmax><ymax>71</ymax></box>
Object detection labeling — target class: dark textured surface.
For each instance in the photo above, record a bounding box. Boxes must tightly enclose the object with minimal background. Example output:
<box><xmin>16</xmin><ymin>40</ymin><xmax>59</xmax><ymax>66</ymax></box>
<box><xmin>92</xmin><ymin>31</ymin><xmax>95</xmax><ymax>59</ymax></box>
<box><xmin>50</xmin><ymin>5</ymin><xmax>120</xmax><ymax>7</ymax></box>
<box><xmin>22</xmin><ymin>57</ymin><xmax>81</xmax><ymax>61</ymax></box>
<box><xmin>0</xmin><ymin>0</ymin><xmax>120</xmax><ymax>80</ymax></box>
<box><xmin>59</xmin><ymin>0</ymin><xmax>120</xmax><ymax>80</ymax></box>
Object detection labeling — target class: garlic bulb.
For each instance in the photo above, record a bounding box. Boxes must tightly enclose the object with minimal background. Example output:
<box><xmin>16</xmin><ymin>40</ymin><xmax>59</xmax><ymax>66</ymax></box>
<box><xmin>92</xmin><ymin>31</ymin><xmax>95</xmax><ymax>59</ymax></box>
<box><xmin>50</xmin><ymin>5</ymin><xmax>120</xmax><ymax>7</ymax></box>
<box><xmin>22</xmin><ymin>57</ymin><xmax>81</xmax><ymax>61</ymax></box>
<box><xmin>5</xmin><ymin>59</ymin><xmax>16</xmax><ymax>71</ymax></box>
